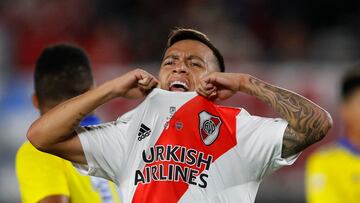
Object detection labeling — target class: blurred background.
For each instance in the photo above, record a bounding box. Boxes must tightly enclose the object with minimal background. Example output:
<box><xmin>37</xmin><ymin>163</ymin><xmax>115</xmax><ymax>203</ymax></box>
<box><xmin>0</xmin><ymin>0</ymin><xmax>359</xmax><ymax>202</ymax></box>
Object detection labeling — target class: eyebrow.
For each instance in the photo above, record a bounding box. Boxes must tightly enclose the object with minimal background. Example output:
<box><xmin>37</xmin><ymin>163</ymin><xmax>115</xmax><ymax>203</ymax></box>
<box><xmin>187</xmin><ymin>55</ymin><xmax>205</xmax><ymax>63</ymax></box>
<box><xmin>163</xmin><ymin>54</ymin><xmax>180</xmax><ymax>61</ymax></box>
<box><xmin>162</xmin><ymin>54</ymin><xmax>205</xmax><ymax>63</ymax></box>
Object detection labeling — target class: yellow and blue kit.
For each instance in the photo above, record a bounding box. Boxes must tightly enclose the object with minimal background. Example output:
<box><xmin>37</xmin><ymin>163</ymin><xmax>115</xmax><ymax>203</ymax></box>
<box><xmin>16</xmin><ymin>115</ymin><xmax>121</xmax><ymax>203</ymax></box>
<box><xmin>306</xmin><ymin>137</ymin><xmax>360</xmax><ymax>203</ymax></box>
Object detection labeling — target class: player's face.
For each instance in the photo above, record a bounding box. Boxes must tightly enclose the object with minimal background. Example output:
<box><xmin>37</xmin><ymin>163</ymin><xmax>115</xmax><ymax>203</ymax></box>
<box><xmin>341</xmin><ymin>88</ymin><xmax>360</xmax><ymax>134</ymax></box>
<box><xmin>159</xmin><ymin>40</ymin><xmax>219</xmax><ymax>92</ymax></box>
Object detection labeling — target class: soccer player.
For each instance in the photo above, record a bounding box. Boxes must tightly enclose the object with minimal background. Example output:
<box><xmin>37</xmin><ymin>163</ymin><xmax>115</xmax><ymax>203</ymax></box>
<box><xmin>306</xmin><ymin>68</ymin><xmax>360</xmax><ymax>203</ymax></box>
<box><xmin>16</xmin><ymin>44</ymin><xmax>120</xmax><ymax>203</ymax></box>
<box><xmin>27</xmin><ymin>29</ymin><xmax>332</xmax><ymax>202</ymax></box>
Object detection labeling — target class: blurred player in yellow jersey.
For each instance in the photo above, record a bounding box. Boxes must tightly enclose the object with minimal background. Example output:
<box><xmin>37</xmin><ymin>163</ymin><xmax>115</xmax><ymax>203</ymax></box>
<box><xmin>16</xmin><ymin>44</ymin><xmax>120</xmax><ymax>203</ymax></box>
<box><xmin>306</xmin><ymin>68</ymin><xmax>360</xmax><ymax>203</ymax></box>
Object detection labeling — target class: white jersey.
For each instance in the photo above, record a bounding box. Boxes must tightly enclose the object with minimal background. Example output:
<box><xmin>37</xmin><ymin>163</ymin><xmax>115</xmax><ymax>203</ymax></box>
<box><xmin>74</xmin><ymin>88</ymin><xmax>299</xmax><ymax>203</ymax></box>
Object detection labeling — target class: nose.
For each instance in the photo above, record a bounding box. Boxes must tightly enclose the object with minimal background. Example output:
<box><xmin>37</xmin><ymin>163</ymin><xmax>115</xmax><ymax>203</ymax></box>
<box><xmin>172</xmin><ymin>61</ymin><xmax>189</xmax><ymax>74</ymax></box>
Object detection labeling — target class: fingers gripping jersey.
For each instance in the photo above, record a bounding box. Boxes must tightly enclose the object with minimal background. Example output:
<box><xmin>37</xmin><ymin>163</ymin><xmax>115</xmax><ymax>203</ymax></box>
<box><xmin>74</xmin><ymin>89</ymin><xmax>298</xmax><ymax>203</ymax></box>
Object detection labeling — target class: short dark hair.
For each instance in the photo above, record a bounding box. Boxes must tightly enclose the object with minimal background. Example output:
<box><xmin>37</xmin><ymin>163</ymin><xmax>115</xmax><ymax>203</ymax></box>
<box><xmin>166</xmin><ymin>28</ymin><xmax>225</xmax><ymax>72</ymax></box>
<box><xmin>34</xmin><ymin>44</ymin><xmax>94</xmax><ymax>106</ymax></box>
<box><xmin>341</xmin><ymin>67</ymin><xmax>360</xmax><ymax>101</ymax></box>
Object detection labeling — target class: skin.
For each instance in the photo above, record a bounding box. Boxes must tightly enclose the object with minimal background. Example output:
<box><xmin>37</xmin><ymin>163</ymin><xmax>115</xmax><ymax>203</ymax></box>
<box><xmin>159</xmin><ymin>40</ymin><xmax>219</xmax><ymax>92</ymax></box>
<box><xmin>341</xmin><ymin>88</ymin><xmax>360</xmax><ymax>148</ymax></box>
<box><xmin>27</xmin><ymin>39</ymin><xmax>332</xmax><ymax>167</ymax></box>
<box><xmin>38</xmin><ymin>195</ymin><xmax>68</xmax><ymax>203</ymax></box>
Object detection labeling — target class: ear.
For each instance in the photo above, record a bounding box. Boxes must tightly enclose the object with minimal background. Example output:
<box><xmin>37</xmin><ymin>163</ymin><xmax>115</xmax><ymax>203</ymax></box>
<box><xmin>32</xmin><ymin>93</ymin><xmax>40</xmax><ymax>110</ymax></box>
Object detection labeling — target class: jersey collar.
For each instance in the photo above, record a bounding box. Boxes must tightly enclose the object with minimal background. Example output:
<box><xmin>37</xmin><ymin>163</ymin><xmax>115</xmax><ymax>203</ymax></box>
<box><xmin>80</xmin><ymin>115</ymin><xmax>101</xmax><ymax>126</ymax></box>
<box><xmin>338</xmin><ymin>136</ymin><xmax>360</xmax><ymax>155</ymax></box>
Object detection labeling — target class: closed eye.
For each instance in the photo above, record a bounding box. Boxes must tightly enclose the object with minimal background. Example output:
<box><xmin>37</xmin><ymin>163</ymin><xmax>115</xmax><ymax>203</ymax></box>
<box><xmin>191</xmin><ymin>62</ymin><xmax>201</xmax><ymax>67</ymax></box>
<box><xmin>187</xmin><ymin>55</ymin><xmax>205</xmax><ymax>68</ymax></box>
<box><xmin>162</xmin><ymin>60</ymin><xmax>175</xmax><ymax>66</ymax></box>
<box><xmin>188</xmin><ymin>59</ymin><xmax>204</xmax><ymax>68</ymax></box>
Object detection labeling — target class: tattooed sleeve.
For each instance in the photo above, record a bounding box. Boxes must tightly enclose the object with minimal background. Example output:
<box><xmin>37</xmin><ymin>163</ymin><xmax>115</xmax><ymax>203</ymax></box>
<box><xmin>243</xmin><ymin>76</ymin><xmax>332</xmax><ymax>158</ymax></box>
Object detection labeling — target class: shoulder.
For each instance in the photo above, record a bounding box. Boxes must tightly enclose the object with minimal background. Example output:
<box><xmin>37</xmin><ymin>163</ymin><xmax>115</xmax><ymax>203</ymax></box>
<box><xmin>307</xmin><ymin>143</ymin><xmax>344</xmax><ymax>165</ymax></box>
<box><xmin>310</xmin><ymin>143</ymin><xmax>344</xmax><ymax>157</ymax></box>
<box><xmin>16</xmin><ymin>141</ymin><xmax>41</xmax><ymax>160</ymax></box>
<box><xmin>233</xmin><ymin>107</ymin><xmax>286</xmax><ymax>128</ymax></box>
<box><xmin>17</xmin><ymin>141</ymin><xmax>32</xmax><ymax>155</ymax></box>
<box><xmin>16</xmin><ymin>141</ymin><xmax>64</xmax><ymax>166</ymax></box>
<box><xmin>16</xmin><ymin>142</ymin><xmax>67</xmax><ymax>184</ymax></box>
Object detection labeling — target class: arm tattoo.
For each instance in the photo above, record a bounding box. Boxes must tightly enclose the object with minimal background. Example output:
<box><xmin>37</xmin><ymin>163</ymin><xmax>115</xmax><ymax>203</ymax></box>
<box><xmin>245</xmin><ymin>76</ymin><xmax>332</xmax><ymax>158</ymax></box>
<box><xmin>282</xmin><ymin>125</ymin><xmax>307</xmax><ymax>158</ymax></box>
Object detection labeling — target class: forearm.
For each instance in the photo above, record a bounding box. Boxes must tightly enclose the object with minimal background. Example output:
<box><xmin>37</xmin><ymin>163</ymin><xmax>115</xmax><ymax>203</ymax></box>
<box><xmin>27</xmin><ymin>81</ymin><xmax>116</xmax><ymax>150</ymax></box>
<box><xmin>240</xmin><ymin>74</ymin><xmax>332</xmax><ymax>142</ymax></box>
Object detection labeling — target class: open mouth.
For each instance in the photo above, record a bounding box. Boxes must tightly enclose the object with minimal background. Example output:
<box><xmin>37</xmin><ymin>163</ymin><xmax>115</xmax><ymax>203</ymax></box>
<box><xmin>169</xmin><ymin>81</ymin><xmax>189</xmax><ymax>92</ymax></box>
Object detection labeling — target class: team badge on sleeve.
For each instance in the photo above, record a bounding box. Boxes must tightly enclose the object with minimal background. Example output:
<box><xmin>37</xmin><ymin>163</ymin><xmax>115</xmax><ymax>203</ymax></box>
<box><xmin>199</xmin><ymin>111</ymin><xmax>222</xmax><ymax>145</ymax></box>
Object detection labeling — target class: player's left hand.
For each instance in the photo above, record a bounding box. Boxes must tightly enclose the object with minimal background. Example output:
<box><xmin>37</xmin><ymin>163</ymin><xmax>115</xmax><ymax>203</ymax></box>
<box><xmin>196</xmin><ymin>72</ymin><xmax>246</xmax><ymax>101</ymax></box>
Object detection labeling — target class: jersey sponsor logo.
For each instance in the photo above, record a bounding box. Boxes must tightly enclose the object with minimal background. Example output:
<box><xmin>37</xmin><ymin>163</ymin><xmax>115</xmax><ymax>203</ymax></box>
<box><xmin>132</xmin><ymin>96</ymin><xmax>240</xmax><ymax>202</ymax></box>
<box><xmin>138</xmin><ymin>123</ymin><xmax>151</xmax><ymax>141</ymax></box>
<box><xmin>134</xmin><ymin>145</ymin><xmax>212</xmax><ymax>188</ymax></box>
<box><xmin>199</xmin><ymin>111</ymin><xmax>222</xmax><ymax>145</ymax></box>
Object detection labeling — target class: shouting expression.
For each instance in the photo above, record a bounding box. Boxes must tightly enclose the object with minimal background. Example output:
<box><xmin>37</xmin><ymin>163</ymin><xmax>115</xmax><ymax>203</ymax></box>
<box><xmin>159</xmin><ymin>40</ymin><xmax>220</xmax><ymax>92</ymax></box>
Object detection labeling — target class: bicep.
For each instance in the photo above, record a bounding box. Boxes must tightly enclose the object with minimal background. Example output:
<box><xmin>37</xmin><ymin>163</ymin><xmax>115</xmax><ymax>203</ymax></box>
<box><xmin>281</xmin><ymin>125</ymin><xmax>309</xmax><ymax>158</ymax></box>
<box><xmin>46</xmin><ymin>131</ymin><xmax>87</xmax><ymax>164</ymax></box>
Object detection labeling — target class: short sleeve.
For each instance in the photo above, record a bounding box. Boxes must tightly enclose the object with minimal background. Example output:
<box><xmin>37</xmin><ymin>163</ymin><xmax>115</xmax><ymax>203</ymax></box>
<box><xmin>73</xmin><ymin>118</ymin><xmax>130</xmax><ymax>185</ymax></box>
<box><xmin>235</xmin><ymin>110</ymin><xmax>299</xmax><ymax>179</ymax></box>
<box><xmin>16</xmin><ymin>142</ymin><xmax>69</xmax><ymax>203</ymax></box>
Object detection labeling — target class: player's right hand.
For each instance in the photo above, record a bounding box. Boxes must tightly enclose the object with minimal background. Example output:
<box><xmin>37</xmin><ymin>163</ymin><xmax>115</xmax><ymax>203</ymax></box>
<box><xmin>109</xmin><ymin>69</ymin><xmax>159</xmax><ymax>99</ymax></box>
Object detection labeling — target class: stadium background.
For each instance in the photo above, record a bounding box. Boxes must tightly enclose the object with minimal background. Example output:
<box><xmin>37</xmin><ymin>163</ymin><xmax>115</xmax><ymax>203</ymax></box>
<box><xmin>0</xmin><ymin>0</ymin><xmax>358</xmax><ymax>202</ymax></box>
